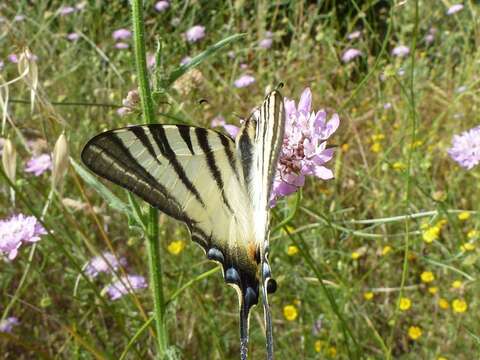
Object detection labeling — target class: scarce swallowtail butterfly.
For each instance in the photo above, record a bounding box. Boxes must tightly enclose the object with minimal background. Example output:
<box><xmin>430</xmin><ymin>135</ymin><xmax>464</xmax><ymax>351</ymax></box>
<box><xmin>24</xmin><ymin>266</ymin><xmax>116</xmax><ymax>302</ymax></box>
<box><xmin>81</xmin><ymin>90</ymin><xmax>285</xmax><ymax>359</ymax></box>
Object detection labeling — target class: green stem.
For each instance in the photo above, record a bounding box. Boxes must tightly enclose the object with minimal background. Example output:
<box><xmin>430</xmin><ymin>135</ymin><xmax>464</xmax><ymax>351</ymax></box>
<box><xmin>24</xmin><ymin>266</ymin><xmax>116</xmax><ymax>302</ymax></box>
<box><xmin>130</xmin><ymin>0</ymin><xmax>167</xmax><ymax>357</ymax></box>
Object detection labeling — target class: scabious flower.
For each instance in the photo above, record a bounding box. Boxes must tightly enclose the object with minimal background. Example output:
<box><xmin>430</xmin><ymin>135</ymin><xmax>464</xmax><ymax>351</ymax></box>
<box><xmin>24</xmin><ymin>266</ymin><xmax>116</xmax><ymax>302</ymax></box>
<box><xmin>59</xmin><ymin>6</ymin><xmax>76</xmax><ymax>16</ymax></box>
<box><xmin>270</xmin><ymin>88</ymin><xmax>339</xmax><ymax>206</ymax></box>
<box><xmin>447</xmin><ymin>4</ymin><xmax>464</xmax><ymax>15</ymax></box>
<box><xmin>0</xmin><ymin>317</ymin><xmax>19</xmax><ymax>333</ymax></box>
<box><xmin>347</xmin><ymin>30</ymin><xmax>362</xmax><ymax>40</ymax></box>
<box><xmin>185</xmin><ymin>25</ymin><xmax>206</xmax><ymax>43</ymax></box>
<box><xmin>392</xmin><ymin>45</ymin><xmax>410</xmax><ymax>58</ymax></box>
<box><xmin>85</xmin><ymin>252</ymin><xmax>127</xmax><ymax>278</ymax></box>
<box><xmin>155</xmin><ymin>1</ymin><xmax>169</xmax><ymax>12</ymax></box>
<box><xmin>25</xmin><ymin>154</ymin><xmax>52</xmax><ymax>176</ymax></box>
<box><xmin>259</xmin><ymin>31</ymin><xmax>273</xmax><ymax>49</ymax></box>
<box><xmin>67</xmin><ymin>32</ymin><xmax>80</xmax><ymax>41</ymax></box>
<box><xmin>234</xmin><ymin>74</ymin><xmax>255</xmax><ymax>88</ymax></box>
<box><xmin>0</xmin><ymin>214</ymin><xmax>46</xmax><ymax>260</ymax></box>
<box><xmin>104</xmin><ymin>275</ymin><xmax>147</xmax><ymax>300</ymax></box>
<box><xmin>180</xmin><ymin>56</ymin><xmax>192</xmax><ymax>66</ymax></box>
<box><xmin>342</xmin><ymin>48</ymin><xmax>363</xmax><ymax>63</ymax></box>
<box><xmin>112</xmin><ymin>28</ymin><xmax>132</xmax><ymax>41</ymax></box>
<box><xmin>8</xmin><ymin>54</ymin><xmax>18</xmax><ymax>63</ymax></box>
<box><xmin>115</xmin><ymin>42</ymin><xmax>129</xmax><ymax>49</ymax></box>
<box><xmin>448</xmin><ymin>125</ymin><xmax>480</xmax><ymax>169</ymax></box>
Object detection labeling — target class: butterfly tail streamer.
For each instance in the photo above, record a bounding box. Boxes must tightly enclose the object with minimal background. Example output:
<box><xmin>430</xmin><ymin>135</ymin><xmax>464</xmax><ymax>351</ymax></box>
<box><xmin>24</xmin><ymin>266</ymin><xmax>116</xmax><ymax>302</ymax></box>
<box><xmin>261</xmin><ymin>243</ymin><xmax>275</xmax><ymax>360</ymax></box>
<box><xmin>239</xmin><ymin>306</ymin><xmax>249</xmax><ymax>360</ymax></box>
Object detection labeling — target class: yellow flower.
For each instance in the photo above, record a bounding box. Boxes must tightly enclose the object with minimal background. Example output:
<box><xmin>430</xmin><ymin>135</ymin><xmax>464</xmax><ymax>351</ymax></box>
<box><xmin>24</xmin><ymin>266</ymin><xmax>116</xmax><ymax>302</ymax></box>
<box><xmin>351</xmin><ymin>251</ymin><xmax>361</xmax><ymax>260</ymax></box>
<box><xmin>392</xmin><ymin>161</ymin><xmax>406</xmax><ymax>171</ymax></box>
<box><xmin>328</xmin><ymin>346</ymin><xmax>337</xmax><ymax>357</ymax></box>
<box><xmin>438</xmin><ymin>298</ymin><xmax>449</xmax><ymax>310</ymax></box>
<box><xmin>458</xmin><ymin>211</ymin><xmax>471</xmax><ymax>221</ymax></box>
<box><xmin>408</xmin><ymin>326</ymin><xmax>422</xmax><ymax>340</ymax></box>
<box><xmin>428</xmin><ymin>286</ymin><xmax>438</xmax><ymax>295</ymax></box>
<box><xmin>314</xmin><ymin>340</ymin><xmax>323</xmax><ymax>353</ymax></box>
<box><xmin>341</xmin><ymin>143</ymin><xmax>350</xmax><ymax>152</ymax></box>
<box><xmin>438</xmin><ymin>357</ymin><xmax>448</xmax><ymax>360</ymax></box>
<box><xmin>382</xmin><ymin>245</ymin><xmax>392</xmax><ymax>256</ymax></box>
<box><xmin>371</xmin><ymin>134</ymin><xmax>385</xmax><ymax>142</ymax></box>
<box><xmin>399</xmin><ymin>297</ymin><xmax>411</xmax><ymax>311</ymax></box>
<box><xmin>370</xmin><ymin>142</ymin><xmax>382</xmax><ymax>153</ymax></box>
<box><xmin>452</xmin><ymin>280</ymin><xmax>462</xmax><ymax>289</ymax></box>
<box><xmin>452</xmin><ymin>299</ymin><xmax>467</xmax><ymax>313</ymax></box>
<box><xmin>422</xmin><ymin>226</ymin><xmax>440</xmax><ymax>244</ymax></box>
<box><xmin>167</xmin><ymin>240</ymin><xmax>186</xmax><ymax>255</ymax></box>
<box><xmin>287</xmin><ymin>245</ymin><xmax>299</xmax><ymax>256</ymax></box>
<box><xmin>436</xmin><ymin>219</ymin><xmax>448</xmax><ymax>228</ymax></box>
<box><xmin>283</xmin><ymin>305</ymin><xmax>298</xmax><ymax>321</ymax></box>
<box><xmin>461</xmin><ymin>243</ymin><xmax>476</xmax><ymax>251</ymax></box>
<box><xmin>363</xmin><ymin>291</ymin><xmax>374</xmax><ymax>301</ymax></box>
<box><xmin>409</xmin><ymin>140</ymin><xmax>423</xmax><ymax>149</ymax></box>
<box><xmin>467</xmin><ymin>230</ymin><xmax>478</xmax><ymax>239</ymax></box>
<box><xmin>421</xmin><ymin>271</ymin><xmax>435</xmax><ymax>283</ymax></box>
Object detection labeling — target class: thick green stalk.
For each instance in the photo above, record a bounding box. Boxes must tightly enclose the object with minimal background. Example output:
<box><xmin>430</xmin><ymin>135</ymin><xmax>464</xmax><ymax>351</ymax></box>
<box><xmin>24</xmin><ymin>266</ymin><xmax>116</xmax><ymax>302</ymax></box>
<box><xmin>130</xmin><ymin>0</ymin><xmax>167</xmax><ymax>357</ymax></box>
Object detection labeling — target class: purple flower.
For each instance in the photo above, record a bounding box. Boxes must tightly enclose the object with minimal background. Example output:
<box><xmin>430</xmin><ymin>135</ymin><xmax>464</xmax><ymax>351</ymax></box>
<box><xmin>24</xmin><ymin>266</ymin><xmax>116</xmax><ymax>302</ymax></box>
<box><xmin>104</xmin><ymin>275</ymin><xmax>147</xmax><ymax>300</ymax></box>
<box><xmin>383</xmin><ymin>102</ymin><xmax>392</xmax><ymax>110</ymax></box>
<box><xmin>180</xmin><ymin>56</ymin><xmax>192</xmax><ymax>66</ymax></box>
<box><xmin>25</xmin><ymin>154</ymin><xmax>52</xmax><ymax>176</ymax></box>
<box><xmin>85</xmin><ymin>252</ymin><xmax>127</xmax><ymax>278</ymax></box>
<box><xmin>14</xmin><ymin>15</ymin><xmax>25</xmax><ymax>22</ymax></box>
<box><xmin>342</xmin><ymin>48</ymin><xmax>363</xmax><ymax>63</ymax></box>
<box><xmin>0</xmin><ymin>317</ymin><xmax>19</xmax><ymax>333</ymax></box>
<box><xmin>447</xmin><ymin>4</ymin><xmax>464</xmax><ymax>15</ymax></box>
<box><xmin>112</xmin><ymin>28</ymin><xmax>132</xmax><ymax>41</ymax></box>
<box><xmin>7</xmin><ymin>54</ymin><xmax>18</xmax><ymax>63</ymax></box>
<box><xmin>392</xmin><ymin>45</ymin><xmax>410</xmax><ymax>58</ymax></box>
<box><xmin>270</xmin><ymin>88</ymin><xmax>339</xmax><ymax>206</ymax></box>
<box><xmin>0</xmin><ymin>60</ymin><xmax>3</xmax><ymax>71</ymax></box>
<box><xmin>185</xmin><ymin>25</ymin><xmax>206</xmax><ymax>43</ymax></box>
<box><xmin>115</xmin><ymin>42</ymin><xmax>129</xmax><ymax>49</ymax></box>
<box><xmin>211</xmin><ymin>115</ymin><xmax>239</xmax><ymax>138</ymax></box>
<box><xmin>259</xmin><ymin>38</ymin><xmax>273</xmax><ymax>49</ymax></box>
<box><xmin>448</xmin><ymin>125</ymin><xmax>480</xmax><ymax>169</ymax></box>
<box><xmin>59</xmin><ymin>6</ymin><xmax>76</xmax><ymax>16</ymax></box>
<box><xmin>67</xmin><ymin>32</ymin><xmax>80</xmax><ymax>41</ymax></box>
<box><xmin>347</xmin><ymin>30</ymin><xmax>362</xmax><ymax>40</ymax></box>
<box><xmin>155</xmin><ymin>1</ymin><xmax>170</xmax><ymax>12</ymax></box>
<box><xmin>234</xmin><ymin>74</ymin><xmax>255</xmax><ymax>88</ymax></box>
<box><xmin>147</xmin><ymin>52</ymin><xmax>156</xmax><ymax>68</ymax></box>
<box><xmin>0</xmin><ymin>214</ymin><xmax>46</xmax><ymax>260</ymax></box>
<box><xmin>425</xmin><ymin>33</ymin><xmax>435</xmax><ymax>45</ymax></box>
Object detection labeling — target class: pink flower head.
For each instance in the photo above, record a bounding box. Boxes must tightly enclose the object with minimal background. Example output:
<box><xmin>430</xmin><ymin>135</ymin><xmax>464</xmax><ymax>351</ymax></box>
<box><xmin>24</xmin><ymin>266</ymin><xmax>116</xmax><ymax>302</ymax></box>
<box><xmin>67</xmin><ymin>32</ymin><xmax>80</xmax><ymax>41</ymax></box>
<box><xmin>112</xmin><ymin>28</ymin><xmax>132</xmax><ymax>41</ymax></box>
<box><xmin>259</xmin><ymin>38</ymin><xmax>273</xmax><ymax>49</ymax></box>
<box><xmin>447</xmin><ymin>4</ymin><xmax>464</xmax><ymax>15</ymax></box>
<box><xmin>155</xmin><ymin>1</ymin><xmax>170</xmax><ymax>12</ymax></box>
<box><xmin>180</xmin><ymin>56</ymin><xmax>192</xmax><ymax>66</ymax></box>
<box><xmin>0</xmin><ymin>214</ymin><xmax>46</xmax><ymax>260</ymax></box>
<box><xmin>59</xmin><ymin>6</ymin><xmax>76</xmax><ymax>16</ymax></box>
<box><xmin>234</xmin><ymin>74</ymin><xmax>255</xmax><ymax>88</ymax></box>
<box><xmin>448</xmin><ymin>125</ymin><xmax>480</xmax><ymax>169</ymax></box>
<box><xmin>270</xmin><ymin>88</ymin><xmax>339</xmax><ymax>206</ymax></box>
<box><xmin>14</xmin><ymin>15</ymin><xmax>25</xmax><ymax>22</ymax></box>
<box><xmin>147</xmin><ymin>52</ymin><xmax>156</xmax><ymax>68</ymax></box>
<box><xmin>104</xmin><ymin>275</ymin><xmax>147</xmax><ymax>300</ymax></box>
<box><xmin>0</xmin><ymin>317</ymin><xmax>19</xmax><ymax>333</ymax></box>
<box><xmin>85</xmin><ymin>252</ymin><xmax>127</xmax><ymax>278</ymax></box>
<box><xmin>25</xmin><ymin>154</ymin><xmax>51</xmax><ymax>176</ymax></box>
<box><xmin>7</xmin><ymin>54</ymin><xmax>18</xmax><ymax>63</ymax></box>
<box><xmin>115</xmin><ymin>42</ymin><xmax>129</xmax><ymax>49</ymax></box>
<box><xmin>342</xmin><ymin>48</ymin><xmax>363</xmax><ymax>63</ymax></box>
<box><xmin>25</xmin><ymin>154</ymin><xmax>52</xmax><ymax>176</ymax></box>
<box><xmin>392</xmin><ymin>45</ymin><xmax>410</xmax><ymax>58</ymax></box>
<box><xmin>347</xmin><ymin>31</ymin><xmax>362</xmax><ymax>40</ymax></box>
<box><xmin>185</xmin><ymin>25</ymin><xmax>206</xmax><ymax>43</ymax></box>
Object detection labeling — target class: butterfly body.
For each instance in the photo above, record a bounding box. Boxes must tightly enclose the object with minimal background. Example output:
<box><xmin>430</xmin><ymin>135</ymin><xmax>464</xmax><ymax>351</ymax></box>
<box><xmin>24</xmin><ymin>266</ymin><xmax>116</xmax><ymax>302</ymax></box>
<box><xmin>82</xmin><ymin>90</ymin><xmax>285</xmax><ymax>359</ymax></box>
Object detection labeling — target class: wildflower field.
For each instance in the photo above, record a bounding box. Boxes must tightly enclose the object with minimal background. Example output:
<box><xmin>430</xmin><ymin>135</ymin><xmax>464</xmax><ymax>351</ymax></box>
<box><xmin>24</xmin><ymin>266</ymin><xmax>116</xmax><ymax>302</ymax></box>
<box><xmin>1</xmin><ymin>1</ymin><xmax>480</xmax><ymax>359</ymax></box>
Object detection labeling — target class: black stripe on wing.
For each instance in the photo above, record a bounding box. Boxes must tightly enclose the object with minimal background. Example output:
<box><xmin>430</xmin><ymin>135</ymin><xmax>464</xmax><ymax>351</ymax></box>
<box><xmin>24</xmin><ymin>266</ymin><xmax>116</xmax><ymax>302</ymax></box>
<box><xmin>149</xmin><ymin>126</ymin><xmax>206</xmax><ymax>207</ymax></box>
<box><xmin>81</xmin><ymin>131</ymin><xmax>192</xmax><ymax>225</ymax></box>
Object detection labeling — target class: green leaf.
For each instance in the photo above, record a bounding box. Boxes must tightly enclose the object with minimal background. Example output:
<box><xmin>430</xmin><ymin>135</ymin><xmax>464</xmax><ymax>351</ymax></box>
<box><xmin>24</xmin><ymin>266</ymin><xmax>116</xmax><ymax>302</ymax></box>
<box><xmin>165</xmin><ymin>33</ymin><xmax>245</xmax><ymax>87</ymax></box>
<box><xmin>71</xmin><ymin>158</ymin><xmax>133</xmax><ymax>217</ymax></box>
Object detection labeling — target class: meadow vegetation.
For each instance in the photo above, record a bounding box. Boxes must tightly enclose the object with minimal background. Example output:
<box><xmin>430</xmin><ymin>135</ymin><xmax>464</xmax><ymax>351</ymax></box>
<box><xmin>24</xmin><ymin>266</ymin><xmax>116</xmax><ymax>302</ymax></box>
<box><xmin>1</xmin><ymin>1</ymin><xmax>479</xmax><ymax>359</ymax></box>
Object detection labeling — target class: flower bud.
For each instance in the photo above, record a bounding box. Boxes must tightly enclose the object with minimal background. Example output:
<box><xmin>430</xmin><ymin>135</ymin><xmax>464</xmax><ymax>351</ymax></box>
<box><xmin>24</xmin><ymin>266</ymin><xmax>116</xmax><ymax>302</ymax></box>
<box><xmin>52</xmin><ymin>132</ymin><xmax>69</xmax><ymax>188</ymax></box>
<box><xmin>2</xmin><ymin>138</ymin><xmax>16</xmax><ymax>184</ymax></box>
<box><xmin>18</xmin><ymin>48</ymin><xmax>38</xmax><ymax>113</ymax></box>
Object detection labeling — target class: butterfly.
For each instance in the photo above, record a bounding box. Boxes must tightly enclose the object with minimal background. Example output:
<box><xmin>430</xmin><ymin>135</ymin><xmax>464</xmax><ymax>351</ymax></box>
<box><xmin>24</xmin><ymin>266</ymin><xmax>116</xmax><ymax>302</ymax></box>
<box><xmin>81</xmin><ymin>90</ymin><xmax>285</xmax><ymax>359</ymax></box>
